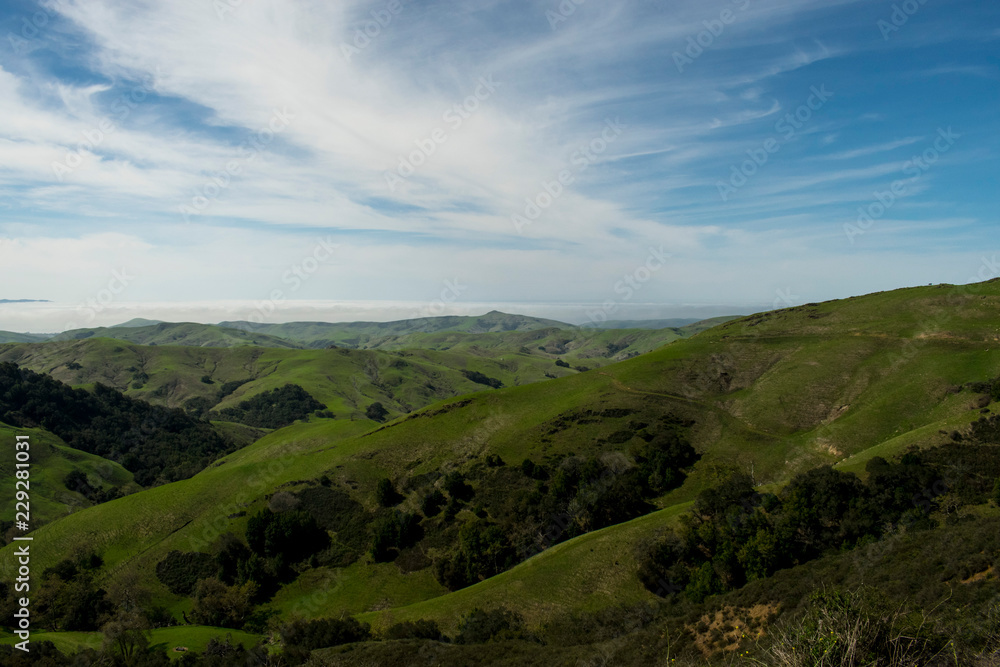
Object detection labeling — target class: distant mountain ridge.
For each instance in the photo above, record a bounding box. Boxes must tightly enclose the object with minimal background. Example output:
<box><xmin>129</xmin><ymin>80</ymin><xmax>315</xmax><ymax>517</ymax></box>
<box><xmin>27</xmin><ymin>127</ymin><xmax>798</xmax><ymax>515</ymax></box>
<box><xmin>0</xmin><ymin>330</ymin><xmax>52</xmax><ymax>343</ymax></box>
<box><xmin>47</xmin><ymin>322</ymin><xmax>301</xmax><ymax>348</ymax></box>
<box><xmin>2</xmin><ymin>312</ymin><xmax>741</xmax><ymax>363</ymax></box>
<box><xmin>218</xmin><ymin>310</ymin><xmax>574</xmax><ymax>348</ymax></box>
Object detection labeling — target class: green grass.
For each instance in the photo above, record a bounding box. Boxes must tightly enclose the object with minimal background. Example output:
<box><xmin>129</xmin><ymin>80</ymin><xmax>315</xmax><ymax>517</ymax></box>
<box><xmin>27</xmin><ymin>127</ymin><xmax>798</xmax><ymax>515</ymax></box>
<box><xmin>357</xmin><ymin>501</ymin><xmax>694</xmax><ymax>634</ymax></box>
<box><xmin>0</xmin><ymin>625</ymin><xmax>263</xmax><ymax>659</ymax></box>
<box><xmin>48</xmin><ymin>322</ymin><xmax>301</xmax><ymax>348</ymax></box>
<box><xmin>0</xmin><ymin>422</ymin><xmax>136</xmax><ymax>527</ymax></box>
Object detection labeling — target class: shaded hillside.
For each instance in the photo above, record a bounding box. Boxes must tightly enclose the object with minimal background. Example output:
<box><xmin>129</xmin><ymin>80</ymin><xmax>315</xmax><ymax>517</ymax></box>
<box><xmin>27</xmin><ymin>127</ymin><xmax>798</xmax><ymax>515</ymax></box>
<box><xmin>0</xmin><ymin>423</ymin><xmax>137</xmax><ymax>534</ymax></box>
<box><xmin>0</xmin><ymin>362</ymin><xmax>232</xmax><ymax>486</ymax></box>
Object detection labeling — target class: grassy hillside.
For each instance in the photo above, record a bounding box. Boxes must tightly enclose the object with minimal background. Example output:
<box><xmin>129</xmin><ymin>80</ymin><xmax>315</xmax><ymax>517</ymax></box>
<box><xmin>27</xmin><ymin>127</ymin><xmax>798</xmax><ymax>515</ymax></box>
<box><xmin>2</xmin><ymin>280</ymin><xmax>999</xmax><ymax>664</ymax></box>
<box><xmin>0</xmin><ymin>330</ymin><xmax>50</xmax><ymax>343</ymax></box>
<box><xmin>48</xmin><ymin>322</ymin><xmax>302</xmax><ymax>348</ymax></box>
<box><xmin>0</xmin><ymin>422</ymin><xmax>137</xmax><ymax>530</ymax></box>
<box><xmin>0</xmin><ymin>625</ymin><xmax>262</xmax><ymax>658</ymax></box>
<box><xmin>580</xmin><ymin>315</ymin><xmax>740</xmax><ymax>330</ymax></box>
<box><xmin>220</xmin><ymin>310</ymin><xmax>573</xmax><ymax>345</ymax></box>
<box><xmin>44</xmin><ymin>312</ymin><xmax>699</xmax><ymax>359</ymax></box>
<box><xmin>0</xmin><ymin>330</ymin><xmax>673</xmax><ymax>421</ymax></box>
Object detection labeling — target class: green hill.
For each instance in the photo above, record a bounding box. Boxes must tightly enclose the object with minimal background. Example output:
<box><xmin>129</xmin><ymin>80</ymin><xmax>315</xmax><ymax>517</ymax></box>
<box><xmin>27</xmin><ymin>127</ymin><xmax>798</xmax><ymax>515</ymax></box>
<box><xmin>219</xmin><ymin>310</ymin><xmax>573</xmax><ymax>346</ymax></box>
<box><xmin>0</xmin><ymin>422</ymin><xmax>137</xmax><ymax>529</ymax></box>
<box><xmin>0</xmin><ymin>338</ymin><xmax>568</xmax><ymax>420</ymax></box>
<box><xmin>2</xmin><ymin>280</ymin><xmax>1000</xmax><ymax>664</ymax></box>
<box><xmin>579</xmin><ymin>315</ymin><xmax>741</xmax><ymax>330</ymax></box>
<box><xmin>48</xmin><ymin>322</ymin><xmax>302</xmax><ymax>348</ymax></box>
<box><xmin>31</xmin><ymin>314</ymin><xmax>714</xmax><ymax>366</ymax></box>
<box><xmin>0</xmin><ymin>330</ymin><xmax>50</xmax><ymax>343</ymax></box>
<box><xmin>111</xmin><ymin>318</ymin><xmax>166</xmax><ymax>328</ymax></box>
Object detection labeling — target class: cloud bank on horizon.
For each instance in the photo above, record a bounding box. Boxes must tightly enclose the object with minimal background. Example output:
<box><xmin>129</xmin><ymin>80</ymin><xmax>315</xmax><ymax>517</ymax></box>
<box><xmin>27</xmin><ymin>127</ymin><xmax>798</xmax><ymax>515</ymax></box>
<box><xmin>0</xmin><ymin>0</ymin><xmax>997</xmax><ymax>327</ymax></box>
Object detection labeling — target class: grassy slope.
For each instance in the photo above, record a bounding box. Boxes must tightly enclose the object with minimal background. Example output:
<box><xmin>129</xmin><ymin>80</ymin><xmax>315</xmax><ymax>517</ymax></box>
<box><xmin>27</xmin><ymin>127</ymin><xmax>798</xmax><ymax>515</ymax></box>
<box><xmin>355</xmin><ymin>326</ymin><xmax>684</xmax><ymax>360</ymax></box>
<box><xmin>0</xmin><ymin>422</ymin><xmax>137</xmax><ymax>527</ymax></box>
<box><xmin>2</xmin><ymin>280</ymin><xmax>999</xmax><ymax>636</ymax></box>
<box><xmin>27</xmin><ymin>319</ymin><xmax>695</xmax><ymax>366</ymax></box>
<box><xmin>0</xmin><ymin>625</ymin><xmax>263</xmax><ymax>659</ymax></box>
<box><xmin>0</xmin><ymin>331</ymin><xmax>50</xmax><ymax>343</ymax></box>
<box><xmin>581</xmin><ymin>315</ymin><xmax>740</xmax><ymax>331</ymax></box>
<box><xmin>0</xmin><ymin>335</ymin><xmax>653</xmax><ymax>419</ymax></box>
<box><xmin>48</xmin><ymin>322</ymin><xmax>302</xmax><ymax>349</ymax></box>
<box><xmin>219</xmin><ymin>311</ymin><xmax>573</xmax><ymax>345</ymax></box>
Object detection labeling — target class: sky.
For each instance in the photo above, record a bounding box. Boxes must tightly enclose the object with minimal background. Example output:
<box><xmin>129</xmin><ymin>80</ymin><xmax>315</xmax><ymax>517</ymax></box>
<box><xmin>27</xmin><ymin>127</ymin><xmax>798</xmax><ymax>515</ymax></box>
<box><xmin>0</xmin><ymin>0</ymin><xmax>998</xmax><ymax>331</ymax></box>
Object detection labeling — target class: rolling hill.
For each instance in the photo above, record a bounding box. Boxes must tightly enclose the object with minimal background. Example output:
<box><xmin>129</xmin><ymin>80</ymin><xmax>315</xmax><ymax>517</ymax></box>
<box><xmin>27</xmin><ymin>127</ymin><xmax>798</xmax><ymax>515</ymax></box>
<box><xmin>220</xmin><ymin>310</ymin><xmax>574</xmax><ymax>344</ymax></box>
<box><xmin>2</xmin><ymin>280</ymin><xmax>999</xmax><ymax>664</ymax></box>
<box><xmin>0</xmin><ymin>331</ymin><xmax>50</xmax><ymax>344</ymax></box>
<box><xmin>48</xmin><ymin>322</ymin><xmax>302</xmax><ymax>349</ymax></box>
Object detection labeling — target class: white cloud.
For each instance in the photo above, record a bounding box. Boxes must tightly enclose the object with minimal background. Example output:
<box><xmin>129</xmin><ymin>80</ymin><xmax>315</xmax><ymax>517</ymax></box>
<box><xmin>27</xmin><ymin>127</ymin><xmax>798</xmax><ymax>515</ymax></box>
<box><xmin>0</xmin><ymin>0</ymin><xmax>988</xmax><ymax>324</ymax></box>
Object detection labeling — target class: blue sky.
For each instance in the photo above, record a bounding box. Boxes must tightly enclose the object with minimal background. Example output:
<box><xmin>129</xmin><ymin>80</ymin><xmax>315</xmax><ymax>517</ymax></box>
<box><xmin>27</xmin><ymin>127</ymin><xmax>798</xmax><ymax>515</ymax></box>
<box><xmin>0</xmin><ymin>0</ymin><xmax>998</xmax><ymax>329</ymax></box>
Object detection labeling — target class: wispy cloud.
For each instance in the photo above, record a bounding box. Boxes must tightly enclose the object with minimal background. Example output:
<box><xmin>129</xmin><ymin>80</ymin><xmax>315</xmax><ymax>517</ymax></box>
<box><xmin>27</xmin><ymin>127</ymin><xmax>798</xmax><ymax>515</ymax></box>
<box><xmin>823</xmin><ymin>137</ymin><xmax>924</xmax><ymax>160</ymax></box>
<box><xmin>0</xmin><ymin>0</ymin><xmax>996</xmax><ymax>329</ymax></box>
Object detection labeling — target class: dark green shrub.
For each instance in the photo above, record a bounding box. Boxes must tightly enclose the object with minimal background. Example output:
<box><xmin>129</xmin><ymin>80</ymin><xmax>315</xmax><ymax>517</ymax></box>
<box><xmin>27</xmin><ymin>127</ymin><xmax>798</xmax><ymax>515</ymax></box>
<box><xmin>444</xmin><ymin>472</ymin><xmax>474</xmax><ymax>501</ymax></box>
<box><xmin>218</xmin><ymin>383</ymin><xmax>324</xmax><ymax>428</ymax></box>
<box><xmin>455</xmin><ymin>607</ymin><xmax>527</xmax><ymax>644</ymax></box>
<box><xmin>280</xmin><ymin>616</ymin><xmax>371</xmax><ymax>651</ymax></box>
<box><xmin>245</xmin><ymin>509</ymin><xmax>330</xmax><ymax>563</ymax></box>
<box><xmin>461</xmin><ymin>370</ymin><xmax>503</xmax><ymax>389</ymax></box>
<box><xmin>366</xmin><ymin>401</ymin><xmax>389</xmax><ymax>422</ymax></box>
<box><xmin>384</xmin><ymin>619</ymin><xmax>444</xmax><ymax>641</ymax></box>
<box><xmin>520</xmin><ymin>459</ymin><xmax>548</xmax><ymax>480</ymax></box>
<box><xmin>155</xmin><ymin>551</ymin><xmax>217</xmax><ymax>596</ymax></box>
<box><xmin>370</xmin><ymin>511</ymin><xmax>423</xmax><ymax>562</ymax></box>
<box><xmin>420</xmin><ymin>489</ymin><xmax>446</xmax><ymax>517</ymax></box>
<box><xmin>375</xmin><ymin>478</ymin><xmax>403</xmax><ymax>507</ymax></box>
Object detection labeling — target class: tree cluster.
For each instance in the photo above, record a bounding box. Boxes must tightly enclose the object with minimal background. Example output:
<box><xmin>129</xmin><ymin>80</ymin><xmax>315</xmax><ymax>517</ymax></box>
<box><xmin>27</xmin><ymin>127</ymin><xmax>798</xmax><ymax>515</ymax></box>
<box><xmin>0</xmin><ymin>362</ymin><xmax>231</xmax><ymax>486</ymax></box>
<box><xmin>638</xmin><ymin>451</ymin><xmax>964</xmax><ymax>602</ymax></box>
<box><xmin>217</xmin><ymin>383</ymin><xmax>325</xmax><ymax>429</ymax></box>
